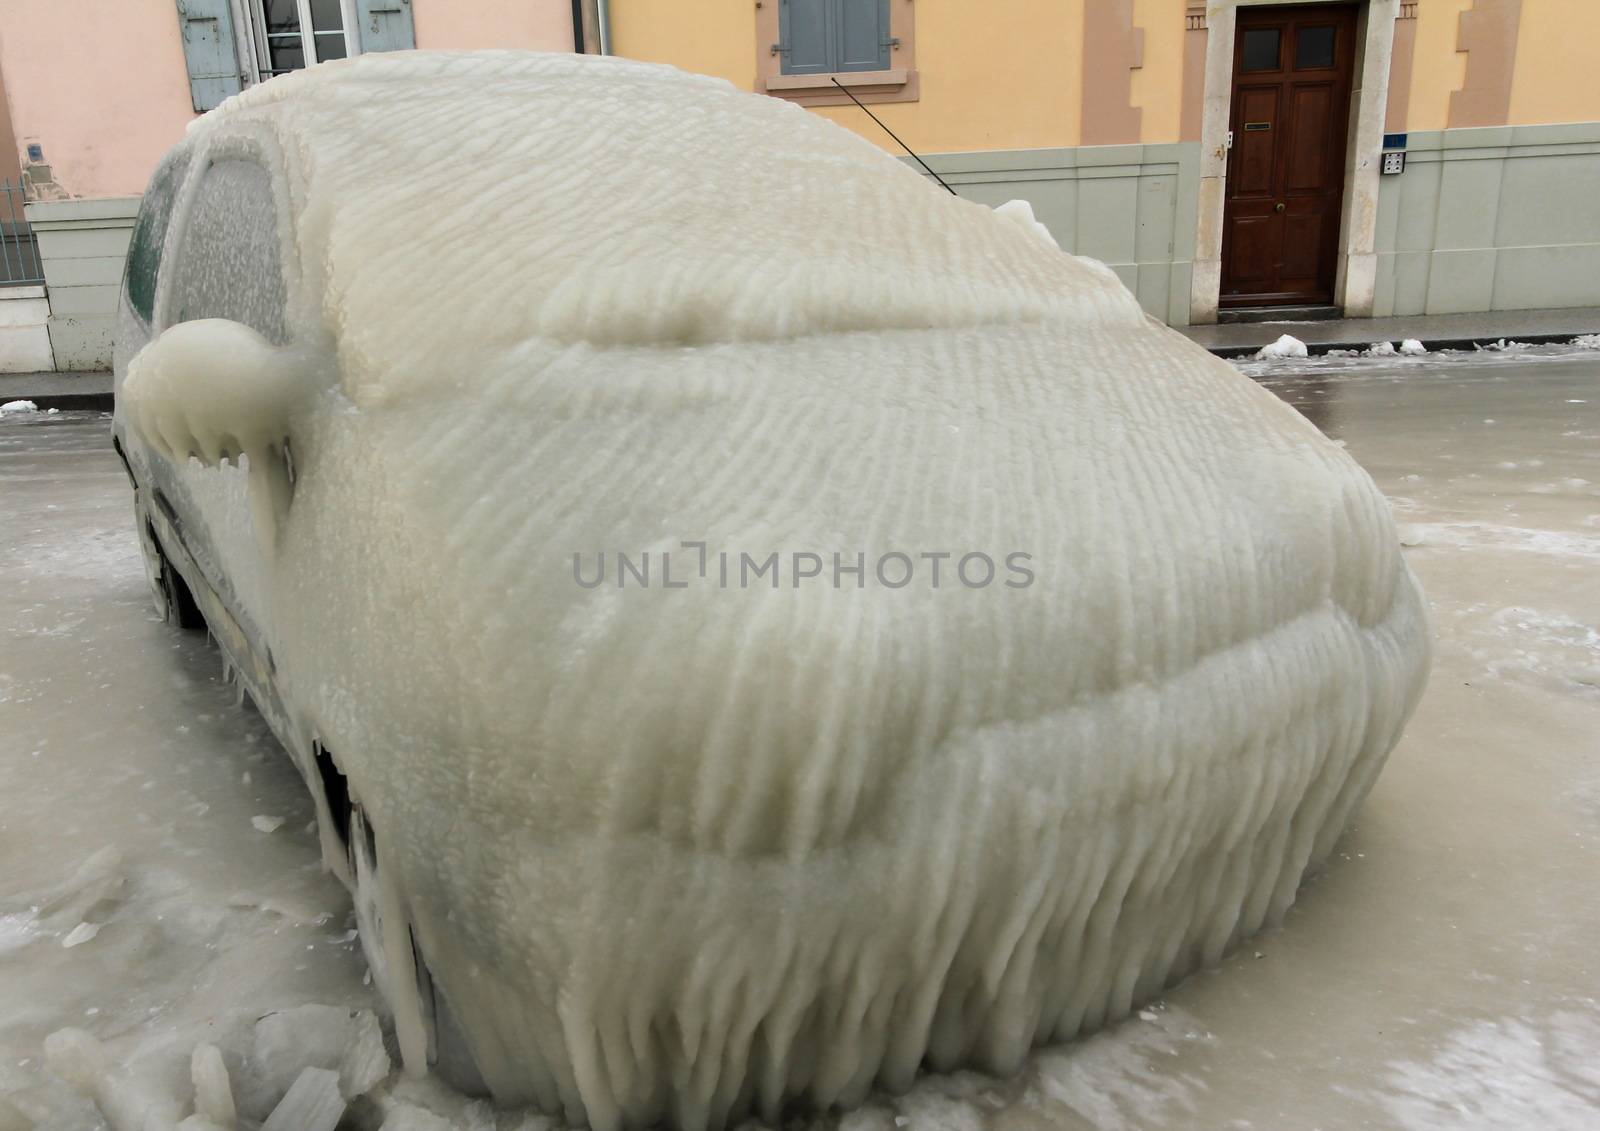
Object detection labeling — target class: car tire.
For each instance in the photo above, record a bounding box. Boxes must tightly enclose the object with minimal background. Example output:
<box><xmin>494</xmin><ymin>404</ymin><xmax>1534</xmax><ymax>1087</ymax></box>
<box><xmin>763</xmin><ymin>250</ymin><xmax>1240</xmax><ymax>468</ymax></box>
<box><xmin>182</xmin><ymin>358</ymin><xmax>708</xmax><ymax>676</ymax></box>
<box><xmin>158</xmin><ymin>556</ymin><xmax>207</xmax><ymax>630</ymax></box>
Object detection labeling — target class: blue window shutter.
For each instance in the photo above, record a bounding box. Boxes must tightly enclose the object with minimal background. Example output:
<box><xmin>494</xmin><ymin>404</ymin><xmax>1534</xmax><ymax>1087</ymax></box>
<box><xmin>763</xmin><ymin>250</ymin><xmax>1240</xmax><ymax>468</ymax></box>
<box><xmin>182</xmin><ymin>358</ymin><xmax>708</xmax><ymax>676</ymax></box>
<box><xmin>356</xmin><ymin>0</ymin><xmax>416</xmax><ymax>53</ymax></box>
<box><xmin>835</xmin><ymin>0</ymin><xmax>891</xmax><ymax>72</ymax></box>
<box><xmin>780</xmin><ymin>0</ymin><xmax>833</xmax><ymax>75</ymax></box>
<box><xmin>175</xmin><ymin>0</ymin><xmax>242</xmax><ymax>112</ymax></box>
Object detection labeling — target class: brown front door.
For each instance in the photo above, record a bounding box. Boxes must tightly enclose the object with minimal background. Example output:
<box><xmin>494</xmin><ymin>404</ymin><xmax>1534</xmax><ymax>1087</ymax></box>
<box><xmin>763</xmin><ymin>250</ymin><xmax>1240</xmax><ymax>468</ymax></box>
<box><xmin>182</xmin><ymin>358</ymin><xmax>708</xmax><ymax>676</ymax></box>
<box><xmin>1221</xmin><ymin>4</ymin><xmax>1357</xmax><ymax>308</ymax></box>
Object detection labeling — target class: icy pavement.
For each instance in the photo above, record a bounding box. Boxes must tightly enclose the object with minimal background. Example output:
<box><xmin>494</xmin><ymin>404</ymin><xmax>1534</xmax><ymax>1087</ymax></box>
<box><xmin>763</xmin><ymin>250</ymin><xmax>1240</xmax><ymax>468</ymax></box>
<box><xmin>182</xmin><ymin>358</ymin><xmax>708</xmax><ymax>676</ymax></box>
<box><xmin>2</xmin><ymin>348</ymin><xmax>1598</xmax><ymax>1129</ymax></box>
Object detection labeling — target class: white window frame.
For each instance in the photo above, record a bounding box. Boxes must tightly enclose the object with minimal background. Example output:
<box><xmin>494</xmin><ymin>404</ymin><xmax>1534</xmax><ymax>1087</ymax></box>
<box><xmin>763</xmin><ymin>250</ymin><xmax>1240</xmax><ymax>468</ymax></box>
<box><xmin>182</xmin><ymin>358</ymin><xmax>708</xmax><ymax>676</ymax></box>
<box><xmin>231</xmin><ymin>0</ymin><xmax>361</xmax><ymax>86</ymax></box>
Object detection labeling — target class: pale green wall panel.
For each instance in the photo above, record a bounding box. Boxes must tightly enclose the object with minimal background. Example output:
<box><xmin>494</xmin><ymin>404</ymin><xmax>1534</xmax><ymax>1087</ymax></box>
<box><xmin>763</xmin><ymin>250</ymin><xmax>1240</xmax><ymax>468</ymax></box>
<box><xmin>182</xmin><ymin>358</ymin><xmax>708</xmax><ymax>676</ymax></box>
<box><xmin>1373</xmin><ymin>122</ymin><xmax>1600</xmax><ymax>317</ymax></box>
<box><xmin>908</xmin><ymin>142</ymin><xmax>1202</xmax><ymax>326</ymax></box>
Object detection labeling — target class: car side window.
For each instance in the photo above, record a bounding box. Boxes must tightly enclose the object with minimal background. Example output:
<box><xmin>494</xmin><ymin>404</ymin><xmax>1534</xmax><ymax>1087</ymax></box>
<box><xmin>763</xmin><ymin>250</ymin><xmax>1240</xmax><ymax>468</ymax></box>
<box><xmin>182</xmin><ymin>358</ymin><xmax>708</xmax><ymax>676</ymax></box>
<box><xmin>165</xmin><ymin>157</ymin><xmax>290</xmax><ymax>344</ymax></box>
<box><xmin>123</xmin><ymin>150</ymin><xmax>191</xmax><ymax>326</ymax></box>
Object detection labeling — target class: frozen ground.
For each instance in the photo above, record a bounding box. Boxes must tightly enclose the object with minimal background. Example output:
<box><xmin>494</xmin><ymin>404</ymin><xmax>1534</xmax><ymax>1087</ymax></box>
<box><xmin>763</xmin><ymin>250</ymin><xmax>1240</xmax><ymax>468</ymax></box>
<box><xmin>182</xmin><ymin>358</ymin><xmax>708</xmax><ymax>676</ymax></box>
<box><xmin>2</xmin><ymin>346</ymin><xmax>1597</xmax><ymax>1130</ymax></box>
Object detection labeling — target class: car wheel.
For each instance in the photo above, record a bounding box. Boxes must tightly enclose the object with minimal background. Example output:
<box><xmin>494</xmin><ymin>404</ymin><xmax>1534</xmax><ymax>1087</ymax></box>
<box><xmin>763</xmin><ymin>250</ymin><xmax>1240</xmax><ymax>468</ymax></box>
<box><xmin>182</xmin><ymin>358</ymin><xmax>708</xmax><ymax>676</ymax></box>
<box><xmin>152</xmin><ymin>542</ymin><xmax>206</xmax><ymax>632</ymax></box>
<box><xmin>346</xmin><ymin>800</ymin><xmax>487</xmax><ymax>1095</ymax></box>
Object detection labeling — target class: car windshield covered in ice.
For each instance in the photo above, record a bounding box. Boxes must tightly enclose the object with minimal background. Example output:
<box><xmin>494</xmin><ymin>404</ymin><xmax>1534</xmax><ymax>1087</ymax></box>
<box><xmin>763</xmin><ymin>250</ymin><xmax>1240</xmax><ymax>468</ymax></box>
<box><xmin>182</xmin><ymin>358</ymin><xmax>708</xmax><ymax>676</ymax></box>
<box><xmin>112</xmin><ymin>50</ymin><xmax>1427</xmax><ymax>1131</ymax></box>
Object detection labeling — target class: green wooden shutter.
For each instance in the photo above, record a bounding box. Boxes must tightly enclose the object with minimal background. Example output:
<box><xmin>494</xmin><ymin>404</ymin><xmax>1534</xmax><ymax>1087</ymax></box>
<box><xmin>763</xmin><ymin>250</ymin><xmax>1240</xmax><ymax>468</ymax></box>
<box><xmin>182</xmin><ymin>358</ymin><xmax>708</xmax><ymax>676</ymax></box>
<box><xmin>780</xmin><ymin>0</ymin><xmax>833</xmax><ymax>75</ymax></box>
<box><xmin>175</xmin><ymin>0</ymin><xmax>242</xmax><ymax>112</ymax></box>
<box><xmin>835</xmin><ymin>0</ymin><xmax>891</xmax><ymax>72</ymax></box>
<box><xmin>356</xmin><ymin>0</ymin><xmax>416</xmax><ymax>53</ymax></box>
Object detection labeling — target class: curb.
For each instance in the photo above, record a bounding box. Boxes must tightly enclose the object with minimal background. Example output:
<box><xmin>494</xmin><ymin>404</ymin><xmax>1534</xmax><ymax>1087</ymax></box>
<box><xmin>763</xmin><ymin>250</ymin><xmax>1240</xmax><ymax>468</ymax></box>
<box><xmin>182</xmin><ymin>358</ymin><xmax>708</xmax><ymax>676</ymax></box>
<box><xmin>22</xmin><ymin>393</ymin><xmax>115</xmax><ymax>413</ymax></box>
<box><xmin>1204</xmin><ymin>330</ymin><xmax>1596</xmax><ymax>360</ymax></box>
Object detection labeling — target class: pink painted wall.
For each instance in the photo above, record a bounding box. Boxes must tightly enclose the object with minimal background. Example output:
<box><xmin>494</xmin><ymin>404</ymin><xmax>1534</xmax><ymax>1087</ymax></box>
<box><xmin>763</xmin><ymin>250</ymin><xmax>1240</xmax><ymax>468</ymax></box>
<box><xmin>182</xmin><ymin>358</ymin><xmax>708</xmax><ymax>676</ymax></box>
<box><xmin>413</xmin><ymin>0</ymin><xmax>573</xmax><ymax>52</ymax></box>
<box><xmin>0</xmin><ymin>0</ymin><xmax>196</xmax><ymax>198</ymax></box>
<box><xmin>0</xmin><ymin>0</ymin><xmax>575</xmax><ymax>201</ymax></box>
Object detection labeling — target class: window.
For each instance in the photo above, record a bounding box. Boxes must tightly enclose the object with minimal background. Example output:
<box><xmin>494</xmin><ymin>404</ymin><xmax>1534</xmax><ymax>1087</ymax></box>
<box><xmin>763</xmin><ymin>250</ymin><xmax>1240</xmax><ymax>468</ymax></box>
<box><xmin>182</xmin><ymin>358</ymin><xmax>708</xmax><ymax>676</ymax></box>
<box><xmin>166</xmin><ymin>158</ymin><xmax>290</xmax><ymax>344</ymax></box>
<box><xmin>757</xmin><ymin>0</ymin><xmax>916</xmax><ymax>105</ymax></box>
<box><xmin>779</xmin><ymin>0</ymin><xmax>892</xmax><ymax>75</ymax></box>
<box><xmin>1240</xmin><ymin>28</ymin><xmax>1281</xmax><ymax>73</ymax></box>
<box><xmin>1295</xmin><ymin>26</ymin><xmax>1337</xmax><ymax>70</ymax></box>
<box><xmin>176</xmin><ymin>0</ymin><xmax>413</xmax><ymax>112</ymax></box>
<box><xmin>246</xmin><ymin>0</ymin><xmax>354</xmax><ymax>79</ymax></box>
<box><xmin>124</xmin><ymin>151</ymin><xmax>193</xmax><ymax>325</ymax></box>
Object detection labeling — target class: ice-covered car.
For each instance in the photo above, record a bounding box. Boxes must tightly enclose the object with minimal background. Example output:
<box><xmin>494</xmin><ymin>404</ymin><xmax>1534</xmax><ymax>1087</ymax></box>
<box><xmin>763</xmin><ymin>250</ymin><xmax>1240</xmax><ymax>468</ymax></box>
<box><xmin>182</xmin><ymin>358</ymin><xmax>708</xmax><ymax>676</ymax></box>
<box><xmin>113</xmin><ymin>50</ymin><xmax>1429</xmax><ymax>1131</ymax></box>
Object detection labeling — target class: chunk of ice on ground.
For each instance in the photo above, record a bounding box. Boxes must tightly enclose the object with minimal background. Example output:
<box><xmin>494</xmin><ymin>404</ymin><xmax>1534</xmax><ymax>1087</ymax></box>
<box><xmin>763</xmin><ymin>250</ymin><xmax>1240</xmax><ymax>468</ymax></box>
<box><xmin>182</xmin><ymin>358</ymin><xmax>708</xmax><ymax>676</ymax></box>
<box><xmin>1255</xmin><ymin>334</ymin><xmax>1309</xmax><ymax>359</ymax></box>
<box><xmin>251</xmin><ymin>815</ymin><xmax>286</xmax><ymax>833</ymax></box>
<box><xmin>1366</xmin><ymin>341</ymin><xmax>1398</xmax><ymax>356</ymax></box>
<box><xmin>1398</xmin><ymin>339</ymin><xmax>1428</xmax><ymax>355</ymax></box>
<box><xmin>241</xmin><ymin>1003</ymin><xmax>390</xmax><ymax>1116</ymax></box>
<box><xmin>60</xmin><ymin>922</ymin><xmax>100</xmax><ymax>948</ymax></box>
<box><xmin>261</xmin><ymin>1067</ymin><xmax>344</xmax><ymax>1131</ymax></box>
<box><xmin>192</xmin><ymin>1043</ymin><xmax>237</xmax><ymax>1127</ymax></box>
<box><xmin>380</xmin><ymin>1108</ymin><xmax>461</xmax><ymax>1131</ymax></box>
<box><xmin>340</xmin><ymin>1007</ymin><xmax>392</xmax><ymax>1098</ymax></box>
<box><xmin>0</xmin><ymin>399</ymin><xmax>37</xmax><ymax>415</ymax></box>
<box><xmin>45</xmin><ymin>1028</ymin><xmax>183</xmax><ymax>1129</ymax></box>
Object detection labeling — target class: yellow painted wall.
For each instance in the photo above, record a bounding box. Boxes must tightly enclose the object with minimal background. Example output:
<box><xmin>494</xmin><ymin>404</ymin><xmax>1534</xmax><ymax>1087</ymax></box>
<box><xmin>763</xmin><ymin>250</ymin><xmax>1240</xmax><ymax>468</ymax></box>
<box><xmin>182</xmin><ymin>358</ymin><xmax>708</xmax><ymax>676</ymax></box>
<box><xmin>816</xmin><ymin>0</ymin><xmax>1083</xmax><ymax>152</ymax></box>
<box><xmin>609</xmin><ymin>0</ymin><xmax>1600</xmax><ymax>158</ymax></box>
<box><xmin>609</xmin><ymin>0</ymin><xmax>1084</xmax><ymax>155</ymax></box>
<box><xmin>1131</xmin><ymin>0</ymin><xmax>1186</xmax><ymax>144</ymax></box>
<box><xmin>1508</xmin><ymin>0</ymin><xmax>1600</xmax><ymax>126</ymax></box>
<box><xmin>608</xmin><ymin>0</ymin><xmax>759</xmax><ymax>92</ymax></box>
<box><xmin>1405</xmin><ymin>0</ymin><xmax>1471</xmax><ymax>131</ymax></box>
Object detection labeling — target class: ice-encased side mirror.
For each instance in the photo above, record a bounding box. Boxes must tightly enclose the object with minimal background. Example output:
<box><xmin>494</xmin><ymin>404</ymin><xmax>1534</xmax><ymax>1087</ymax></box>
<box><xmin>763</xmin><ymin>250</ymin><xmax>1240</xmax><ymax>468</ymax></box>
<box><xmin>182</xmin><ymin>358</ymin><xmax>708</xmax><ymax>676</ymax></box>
<box><xmin>123</xmin><ymin>319</ymin><xmax>317</xmax><ymax>552</ymax></box>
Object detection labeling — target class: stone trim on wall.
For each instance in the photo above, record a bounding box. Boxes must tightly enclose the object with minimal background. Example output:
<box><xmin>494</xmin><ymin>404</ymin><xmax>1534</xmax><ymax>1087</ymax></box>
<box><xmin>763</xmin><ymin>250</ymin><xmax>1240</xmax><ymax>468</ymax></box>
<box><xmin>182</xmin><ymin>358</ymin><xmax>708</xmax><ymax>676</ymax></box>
<box><xmin>1448</xmin><ymin>0</ymin><xmax>1521</xmax><ymax>129</ymax></box>
<box><xmin>1387</xmin><ymin>1</ymin><xmax>1420</xmax><ymax>131</ymax></box>
<box><xmin>1191</xmin><ymin>0</ymin><xmax>1398</xmax><ymax>324</ymax></box>
<box><xmin>1081</xmin><ymin>0</ymin><xmax>1144</xmax><ymax>146</ymax></box>
<box><xmin>1181</xmin><ymin>4</ymin><xmax>1209</xmax><ymax>142</ymax></box>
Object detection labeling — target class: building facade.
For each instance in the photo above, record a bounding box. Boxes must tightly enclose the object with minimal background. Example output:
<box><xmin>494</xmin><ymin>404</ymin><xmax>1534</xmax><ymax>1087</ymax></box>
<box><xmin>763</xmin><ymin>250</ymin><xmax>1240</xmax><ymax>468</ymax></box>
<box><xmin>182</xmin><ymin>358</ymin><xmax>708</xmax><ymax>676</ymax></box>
<box><xmin>1</xmin><ymin>0</ymin><xmax>1596</xmax><ymax>371</ymax></box>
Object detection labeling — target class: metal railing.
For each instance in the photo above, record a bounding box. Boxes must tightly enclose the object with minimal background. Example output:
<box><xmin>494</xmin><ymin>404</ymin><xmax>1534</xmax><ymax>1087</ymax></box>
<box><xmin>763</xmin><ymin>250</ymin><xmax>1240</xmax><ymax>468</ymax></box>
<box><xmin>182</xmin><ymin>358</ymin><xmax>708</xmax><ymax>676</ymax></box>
<box><xmin>0</xmin><ymin>178</ymin><xmax>45</xmax><ymax>287</ymax></box>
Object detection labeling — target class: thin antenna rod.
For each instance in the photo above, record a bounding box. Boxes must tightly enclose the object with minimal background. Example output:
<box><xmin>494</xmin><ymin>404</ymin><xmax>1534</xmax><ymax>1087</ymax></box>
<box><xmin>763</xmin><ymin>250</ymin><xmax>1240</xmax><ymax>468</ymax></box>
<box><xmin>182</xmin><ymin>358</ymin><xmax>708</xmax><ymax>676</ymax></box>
<box><xmin>830</xmin><ymin>77</ymin><xmax>957</xmax><ymax>196</ymax></box>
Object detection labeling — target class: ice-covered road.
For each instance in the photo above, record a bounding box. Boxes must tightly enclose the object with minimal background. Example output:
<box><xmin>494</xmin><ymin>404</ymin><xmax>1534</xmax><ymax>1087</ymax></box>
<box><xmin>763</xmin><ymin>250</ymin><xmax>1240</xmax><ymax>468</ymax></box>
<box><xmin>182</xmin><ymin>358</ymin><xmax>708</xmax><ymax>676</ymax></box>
<box><xmin>3</xmin><ymin>349</ymin><xmax>1598</xmax><ymax>1130</ymax></box>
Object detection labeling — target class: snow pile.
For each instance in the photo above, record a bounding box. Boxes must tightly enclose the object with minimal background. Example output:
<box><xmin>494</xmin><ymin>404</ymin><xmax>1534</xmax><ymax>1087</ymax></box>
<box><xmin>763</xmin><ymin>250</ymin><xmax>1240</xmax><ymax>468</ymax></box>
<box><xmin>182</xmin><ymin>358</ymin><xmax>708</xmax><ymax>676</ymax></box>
<box><xmin>1399</xmin><ymin>339</ymin><xmax>1428</xmax><ymax>355</ymax></box>
<box><xmin>1572</xmin><ymin>333</ymin><xmax>1600</xmax><ymax>349</ymax></box>
<box><xmin>1366</xmin><ymin>341</ymin><xmax>1398</xmax><ymax>357</ymax></box>
<box><xmin>122</xmin><ymin>51</ymin><xmax>1431</xmax><ymax>1131</ymax></box>
<box><xmin>1255</xmin><ymin>333</ymin><xmax>1309</xmax><ymax>359</ymax></box>
<box><xmin>1</xmin><ymin>398</ymin><xmax>38</xmax><ymax>414</ymax></box>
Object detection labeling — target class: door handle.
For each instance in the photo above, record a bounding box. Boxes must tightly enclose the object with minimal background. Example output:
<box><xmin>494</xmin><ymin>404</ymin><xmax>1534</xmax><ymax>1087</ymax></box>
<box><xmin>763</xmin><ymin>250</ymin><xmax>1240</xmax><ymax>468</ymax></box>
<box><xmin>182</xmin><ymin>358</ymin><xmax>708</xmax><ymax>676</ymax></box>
<box><xmin>1274</xmin><ymin>202</ymin><xmax>1286</xmax><ymax>213</ymax></box>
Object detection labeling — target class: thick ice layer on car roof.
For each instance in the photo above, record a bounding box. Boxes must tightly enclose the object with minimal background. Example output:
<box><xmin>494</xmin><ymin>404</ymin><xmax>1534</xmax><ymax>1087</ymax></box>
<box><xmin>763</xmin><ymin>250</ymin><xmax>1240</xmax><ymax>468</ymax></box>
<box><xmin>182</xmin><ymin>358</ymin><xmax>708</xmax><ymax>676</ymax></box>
<box><xmin>209</xmin><ymin>50</ymin><xmax>1145</xmax><ymax>396</ymax></box>
<box><xmin>161</xmin><ymin>51</ymin><xmax>1429</xmax><ymax>1131</ymax></box>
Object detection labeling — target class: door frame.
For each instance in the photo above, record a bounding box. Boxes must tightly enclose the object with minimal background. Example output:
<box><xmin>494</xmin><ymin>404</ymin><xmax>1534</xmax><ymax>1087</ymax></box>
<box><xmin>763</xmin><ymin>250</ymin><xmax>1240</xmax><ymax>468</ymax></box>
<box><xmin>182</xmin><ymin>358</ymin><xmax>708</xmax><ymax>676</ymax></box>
<box><xmin>1190</xmin><ymin>0</ymin><xmax>1398</xmax><ymax>323</ymax></box>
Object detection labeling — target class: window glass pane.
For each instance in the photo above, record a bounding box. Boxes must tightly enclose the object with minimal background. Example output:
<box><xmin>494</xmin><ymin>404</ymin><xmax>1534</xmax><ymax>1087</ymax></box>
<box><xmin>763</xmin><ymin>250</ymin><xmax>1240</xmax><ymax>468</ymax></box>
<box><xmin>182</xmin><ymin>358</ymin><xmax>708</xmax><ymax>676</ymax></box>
<box><xmin>314</xmin><ymin>31</ymin><xmax>346</xmax><ymax>61</ymax></box>
<box><xmin>268</xmin><ymin>40</ymin><xmax>305</xmax><ymax>74</ymax></box>
<box><xmin>1241</xmin><ymin>28</ymin><xmax>1281</xmax><ymax>72</ymax></box>
<box><xmin>1296</xmin><ymin>26</ymin><xmax>1336</xmax><ymax>69</ymax></box>
<box><xmin>168</xmin><ymin>159</ymin><xmax>289</xmax><ymax>343</ymax></box>
<box><xmin>264</xmin><ymin>0</ymin><xmax>300</xmax><ymax>33</ymax></box>
<box><xmin>310</xmin><ymin>0</ymin><xmax>343</xmax><ymax>32</ymax></box>
<box><xmin>124</xmin><ymin>152</ymin><xmax>191</xmax><ymax>324</ymax></box>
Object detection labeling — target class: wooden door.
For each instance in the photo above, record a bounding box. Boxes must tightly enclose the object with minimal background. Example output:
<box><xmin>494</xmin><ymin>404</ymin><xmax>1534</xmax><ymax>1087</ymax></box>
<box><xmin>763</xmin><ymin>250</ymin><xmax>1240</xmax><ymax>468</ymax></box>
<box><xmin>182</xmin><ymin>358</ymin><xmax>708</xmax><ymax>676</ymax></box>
<box><xmin>1220</xmin><ymin>4</ymin><xmax>1357</xmax><ymax>308</ymax></box>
